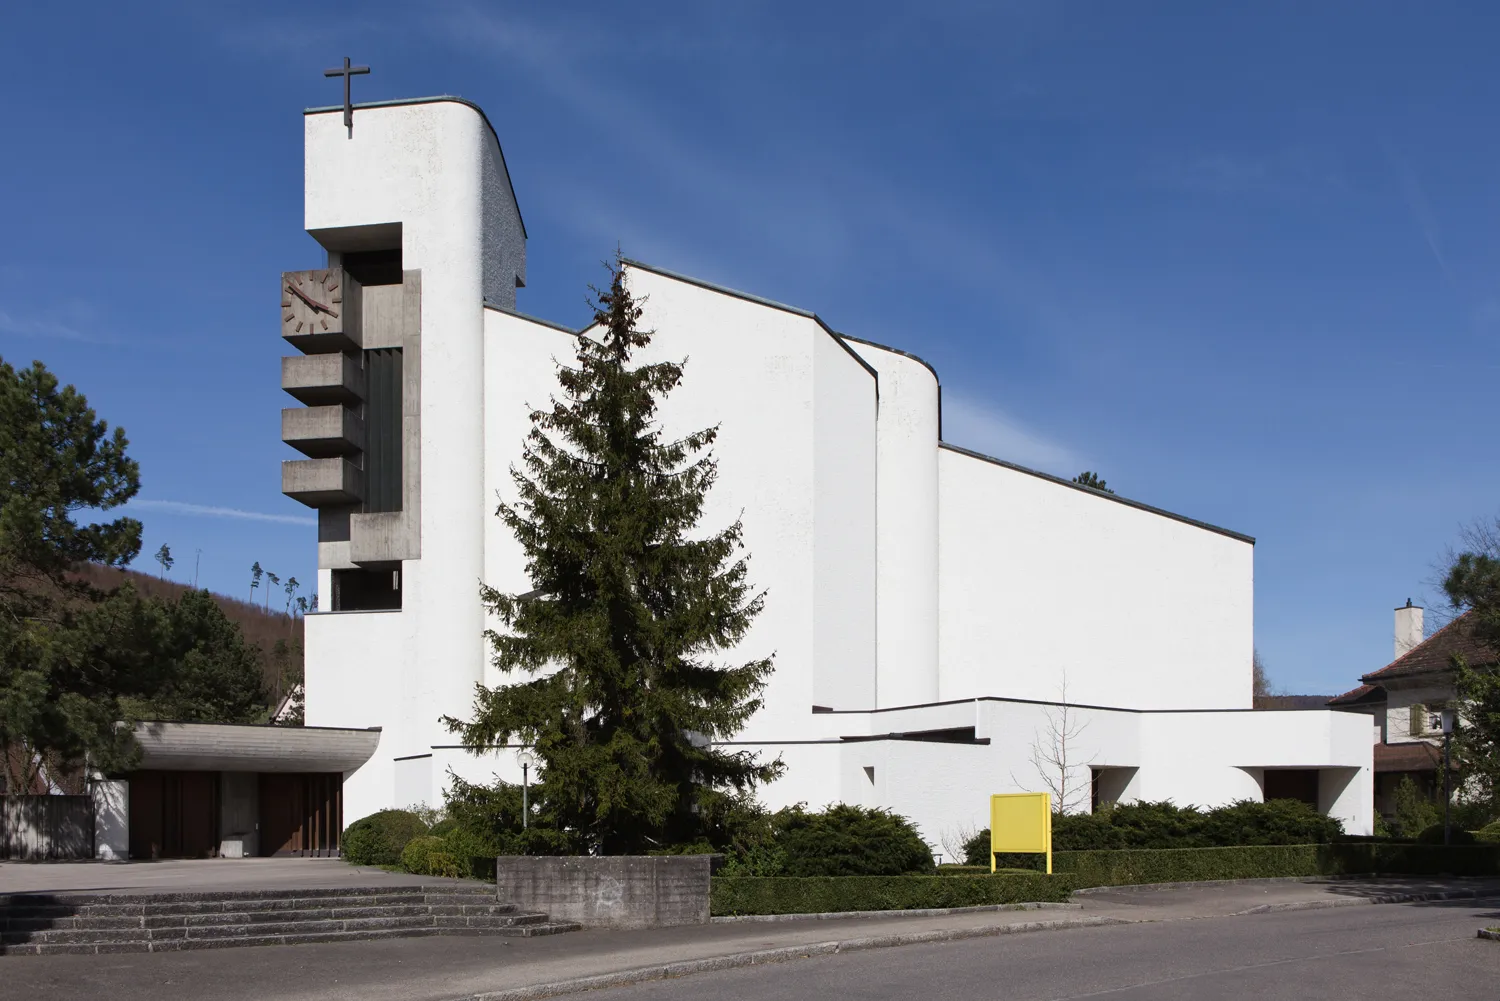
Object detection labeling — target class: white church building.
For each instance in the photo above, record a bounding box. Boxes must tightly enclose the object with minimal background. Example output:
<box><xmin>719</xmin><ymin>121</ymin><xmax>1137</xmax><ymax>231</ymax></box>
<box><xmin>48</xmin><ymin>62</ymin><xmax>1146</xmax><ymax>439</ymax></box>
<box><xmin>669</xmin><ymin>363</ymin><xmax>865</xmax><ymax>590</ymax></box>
<box><xmin>278</xmin><ymin>95</ymin><xmax>1373</xmax><ymax>846</ymax></box>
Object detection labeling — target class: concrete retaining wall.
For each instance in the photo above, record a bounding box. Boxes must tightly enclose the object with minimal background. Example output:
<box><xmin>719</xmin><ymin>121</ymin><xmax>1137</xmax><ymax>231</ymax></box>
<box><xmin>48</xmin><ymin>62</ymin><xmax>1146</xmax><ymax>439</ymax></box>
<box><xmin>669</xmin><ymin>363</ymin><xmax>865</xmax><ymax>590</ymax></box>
<box><xmin>495</xmin><ymin>855</ymin><xmax>712</xmax><ymax>929</ymax></box>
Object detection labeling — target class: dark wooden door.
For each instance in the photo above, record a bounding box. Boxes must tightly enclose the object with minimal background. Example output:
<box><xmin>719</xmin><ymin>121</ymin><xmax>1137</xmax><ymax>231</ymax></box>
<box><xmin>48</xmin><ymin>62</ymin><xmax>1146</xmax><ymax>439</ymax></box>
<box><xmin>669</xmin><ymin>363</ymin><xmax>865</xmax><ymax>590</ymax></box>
<box><xmin>258</xmin><ymin>773</ymin><xmax>342</xmax><ymax>856</ymax></box>
<box><xmin>128</xmin><ymin>771</ymin><xmax>219</xmax><ymax>859</ymax></box>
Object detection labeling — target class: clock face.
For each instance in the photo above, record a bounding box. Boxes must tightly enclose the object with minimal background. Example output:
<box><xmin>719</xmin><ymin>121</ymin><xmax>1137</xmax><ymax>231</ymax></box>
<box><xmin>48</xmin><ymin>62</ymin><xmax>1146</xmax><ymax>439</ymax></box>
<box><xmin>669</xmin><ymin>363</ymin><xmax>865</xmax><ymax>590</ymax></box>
<box><xmin>281</xmin><ymin>269</ymin><xmax>344</xmax><ymax>339</ymax></box>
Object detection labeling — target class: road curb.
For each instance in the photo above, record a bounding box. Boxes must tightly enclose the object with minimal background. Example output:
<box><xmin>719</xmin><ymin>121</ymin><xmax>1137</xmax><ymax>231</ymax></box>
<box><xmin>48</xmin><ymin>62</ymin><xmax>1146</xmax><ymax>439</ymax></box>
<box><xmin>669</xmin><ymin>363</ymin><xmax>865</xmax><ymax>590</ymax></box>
<box><xmin>1235</xmin><ymin>887</ymin><xmax>1500</xmax><ymax>915</ymax></box>
<box><xmin>1074</xmin><ymin>876</ymin><xmax>1317</xmax><ymax>895</ymax></box>
<box><xmin>712</xmin><ymin>901</ymin><xmax>1081</xmax><ymax>923</ymax></box>
<box><xmin>451</xmin><ymin>915</ymin><xmax>1132</xmax><ymax>1001</ymax></box>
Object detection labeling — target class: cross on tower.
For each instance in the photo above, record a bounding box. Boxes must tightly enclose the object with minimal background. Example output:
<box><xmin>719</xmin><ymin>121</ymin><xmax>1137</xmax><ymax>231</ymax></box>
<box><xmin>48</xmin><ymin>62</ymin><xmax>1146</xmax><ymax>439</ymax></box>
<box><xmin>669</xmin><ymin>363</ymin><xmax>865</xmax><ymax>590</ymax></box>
<box><xmin>324</xmin><ymin>57</ymin><xmax>370</xmax><ymax>138</ymax></box>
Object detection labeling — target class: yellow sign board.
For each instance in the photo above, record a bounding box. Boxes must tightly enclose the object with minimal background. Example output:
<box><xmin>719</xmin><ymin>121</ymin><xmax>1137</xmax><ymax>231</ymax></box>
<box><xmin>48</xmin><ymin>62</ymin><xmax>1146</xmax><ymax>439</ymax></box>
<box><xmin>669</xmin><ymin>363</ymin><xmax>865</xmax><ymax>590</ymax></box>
<box><xmin>989</xmin><ymin>792</ymin><xmax>1052</xmax><ymax>874</ymax></box>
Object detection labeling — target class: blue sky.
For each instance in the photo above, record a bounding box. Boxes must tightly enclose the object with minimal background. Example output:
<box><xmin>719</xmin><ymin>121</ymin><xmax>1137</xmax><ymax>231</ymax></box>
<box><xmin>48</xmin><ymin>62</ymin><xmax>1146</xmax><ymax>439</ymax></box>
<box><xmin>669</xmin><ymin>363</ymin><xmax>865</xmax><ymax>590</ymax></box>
<box><xmin>2</xmin><ymin>1</ymin><xmax>1497</xmax><ymax>694</ymax></box>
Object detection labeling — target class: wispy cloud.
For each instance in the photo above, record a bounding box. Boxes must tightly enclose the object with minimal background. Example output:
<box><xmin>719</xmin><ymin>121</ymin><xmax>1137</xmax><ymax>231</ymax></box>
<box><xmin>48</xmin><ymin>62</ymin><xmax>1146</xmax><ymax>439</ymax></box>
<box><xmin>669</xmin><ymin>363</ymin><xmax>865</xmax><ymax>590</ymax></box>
<box><xmin>1382</xmin><ymin>140</ymin><xmax>1452</xmax><ymax>281</ymax></box>
<box><xmin>0</xmin><ymin>308</ymin><xmax>116</xmax><ymax>344</ymax></box>
<box><xmin>1145</xmin><ymin>148</ymin><xmax>1341</xmax><ymax>197</ymax></box>
<box><xmin>940</xmin><ymin>391</ymin><xmax>1080</xmax><ymax>474</ymax></box>
<box><xmin>130</xmin><ymin>499</ymin><xmax>315</xmax><ymax>527</ymax></box>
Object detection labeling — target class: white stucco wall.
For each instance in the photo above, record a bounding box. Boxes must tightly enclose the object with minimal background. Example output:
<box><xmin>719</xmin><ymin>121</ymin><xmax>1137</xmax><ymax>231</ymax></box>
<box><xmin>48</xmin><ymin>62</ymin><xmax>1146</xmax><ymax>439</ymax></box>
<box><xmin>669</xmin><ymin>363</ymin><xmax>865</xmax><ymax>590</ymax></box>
<box><xmin>92</xmin><ymin>779</ymin><xmax>128</xmax><ymax>861</ymax></box>
<box><xmin>845</xmin><ymin>339</ymin><xmax>941</xmax><ymax>709</ymax></box>
<box><xmin>811</xmin><ymin>330</ymin><xmax>878</xmax><ymax>710</ymax></box>
<box><xmin>936</xmin><ymin>447</ymin><xmax>1255</xmax><ymax>711</ymax></box>
<box><xmin>829</xmin><ymin>701</ymin><xmax>1373</xmax><ymax>845</ymax></box>
<box><xmin>304</xmin><ymin>608</ymin><xmax>405</xmax><ymax>821</ymax></box>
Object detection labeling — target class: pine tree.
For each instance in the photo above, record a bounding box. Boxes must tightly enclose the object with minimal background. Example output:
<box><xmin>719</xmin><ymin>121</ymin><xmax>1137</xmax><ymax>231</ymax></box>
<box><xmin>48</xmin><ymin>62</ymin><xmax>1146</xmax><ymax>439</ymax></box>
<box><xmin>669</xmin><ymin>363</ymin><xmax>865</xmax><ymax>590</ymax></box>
<box><xmin>1072</xmin><ymin>471</ymin><xmax>1113</xmax><ymax>494</ymax></box>
<box><xmin>445</xmin><ymin>259</ymin><xmax>780</xmax><ymax>854</ymax></box>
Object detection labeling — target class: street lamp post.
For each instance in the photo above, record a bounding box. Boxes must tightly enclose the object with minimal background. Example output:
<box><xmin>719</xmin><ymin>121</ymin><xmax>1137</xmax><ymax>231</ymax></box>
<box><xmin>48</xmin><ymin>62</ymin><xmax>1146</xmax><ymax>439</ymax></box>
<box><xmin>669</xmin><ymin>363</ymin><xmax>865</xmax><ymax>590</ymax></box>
<box><xmin>516</xmin><ymin>749</ymin><xmax>537</xmax><ymax>830</ymax></box>
<box><xmin>1441</xmin><ymin>708</ymin><xmax>1456</xmax><ymax>847</ymax></box>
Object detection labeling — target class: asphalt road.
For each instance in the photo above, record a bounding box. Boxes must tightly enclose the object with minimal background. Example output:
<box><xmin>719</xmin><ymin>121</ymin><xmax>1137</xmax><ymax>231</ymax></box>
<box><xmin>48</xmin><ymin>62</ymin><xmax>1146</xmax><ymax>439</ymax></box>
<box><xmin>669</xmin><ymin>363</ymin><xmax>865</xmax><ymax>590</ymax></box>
<box><xmin>584</xmin><ymin>899</ymin><xmax>1500</xmax><ymax>1001</ymax></box>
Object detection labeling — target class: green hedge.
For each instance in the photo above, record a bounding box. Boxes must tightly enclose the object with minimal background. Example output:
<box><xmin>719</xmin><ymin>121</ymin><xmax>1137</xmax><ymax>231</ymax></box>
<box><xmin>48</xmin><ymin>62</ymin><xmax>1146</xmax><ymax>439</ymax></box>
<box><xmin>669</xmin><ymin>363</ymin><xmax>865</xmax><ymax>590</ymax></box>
<box><xmin>1325</xmin><ymin>842</ymin><xmax>1500</xmax><ymax>877</ymax></box>
<box><xmin>710</xmin><ymin>874</ymin><xmax>1074</xmax><ymax>916</ymax></box>
<box><xmin>1055</xmin><ymin>845</ymin><xmax>1325</xmax><ymax>886</ymax></box>
<box><xmin>1052</xmin><ymin>842</ymin><xmax>1500</xmax><ymax>887</ymax></box>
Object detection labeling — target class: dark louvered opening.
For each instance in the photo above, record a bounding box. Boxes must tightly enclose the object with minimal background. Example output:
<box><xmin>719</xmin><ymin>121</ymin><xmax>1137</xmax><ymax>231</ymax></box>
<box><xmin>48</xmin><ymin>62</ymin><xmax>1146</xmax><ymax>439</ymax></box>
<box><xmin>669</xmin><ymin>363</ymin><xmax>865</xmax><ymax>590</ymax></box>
<box><xmin>363</xmin><ymin>347</ymin><xmax>402</xmax><ymax>513</ymax></box>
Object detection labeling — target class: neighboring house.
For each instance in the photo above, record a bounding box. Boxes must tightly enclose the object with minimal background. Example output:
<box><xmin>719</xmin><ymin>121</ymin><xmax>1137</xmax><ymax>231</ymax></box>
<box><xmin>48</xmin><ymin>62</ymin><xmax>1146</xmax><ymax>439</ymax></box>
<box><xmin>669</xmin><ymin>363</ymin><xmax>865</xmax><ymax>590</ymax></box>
<box><xmin>1328</xmin><ymin>602</ymin><xmax>1487</xmax><ymax>819</ymax></box>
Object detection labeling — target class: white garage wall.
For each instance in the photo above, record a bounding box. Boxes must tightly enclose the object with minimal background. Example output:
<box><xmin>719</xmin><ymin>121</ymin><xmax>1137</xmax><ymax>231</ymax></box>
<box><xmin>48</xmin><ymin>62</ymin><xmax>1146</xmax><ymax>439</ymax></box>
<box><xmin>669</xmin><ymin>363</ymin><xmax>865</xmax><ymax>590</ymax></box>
<box><xmin>936</xmin><ymin>447</ymin><xmax>1255</xmax><ymax>711</ymax></box>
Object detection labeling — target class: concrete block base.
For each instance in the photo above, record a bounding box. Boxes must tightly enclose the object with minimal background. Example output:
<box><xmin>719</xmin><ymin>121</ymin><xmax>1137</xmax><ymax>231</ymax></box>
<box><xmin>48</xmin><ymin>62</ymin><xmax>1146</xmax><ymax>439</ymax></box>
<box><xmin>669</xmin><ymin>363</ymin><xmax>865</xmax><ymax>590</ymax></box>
<box><xmin>495</xmin><ymin>855</ymin><xmax>712</xmax><ymax>929</ymax></box>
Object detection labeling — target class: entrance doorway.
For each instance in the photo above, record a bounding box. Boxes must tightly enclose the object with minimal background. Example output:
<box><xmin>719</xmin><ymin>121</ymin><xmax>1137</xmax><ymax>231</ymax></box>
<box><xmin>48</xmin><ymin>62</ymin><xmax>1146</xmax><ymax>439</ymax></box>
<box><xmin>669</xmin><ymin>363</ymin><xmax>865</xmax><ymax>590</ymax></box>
<box><xmin>258</xmin><ymin>773</ymin><xmax>343</xmax><ymax>856</ymax></box>
<box><xmin>127</xmin><ymin>771</ymin><xmax>219</xmax><ymax>859</ymax></box>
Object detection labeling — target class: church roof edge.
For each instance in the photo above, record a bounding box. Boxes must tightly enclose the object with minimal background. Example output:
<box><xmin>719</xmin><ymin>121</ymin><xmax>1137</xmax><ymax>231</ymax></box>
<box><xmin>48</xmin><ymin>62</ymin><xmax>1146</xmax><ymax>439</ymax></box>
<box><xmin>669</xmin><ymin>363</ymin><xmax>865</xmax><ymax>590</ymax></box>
<box><xmin>938</xmin><ymin>442</ymin><xmax>1255</xmax><ymax>545</ymax></box>
<box><xmin>833</xmin><ymin>332</ymin><xmax>941</xmax><ymax>387</ymax></box>
<box><xmin>304</xmin><ymin>95</ymin><xmax>527</xmax><ymax>240</ymax></box>
<box><xmin>618</xmin><ymin>258</ymin><xmax>881</xmax><ymax>389</ymax></box>
<box><xmin>483</xmin><ymin>301</ymin><xmax>581</xmax><ymax>335</ymax></box>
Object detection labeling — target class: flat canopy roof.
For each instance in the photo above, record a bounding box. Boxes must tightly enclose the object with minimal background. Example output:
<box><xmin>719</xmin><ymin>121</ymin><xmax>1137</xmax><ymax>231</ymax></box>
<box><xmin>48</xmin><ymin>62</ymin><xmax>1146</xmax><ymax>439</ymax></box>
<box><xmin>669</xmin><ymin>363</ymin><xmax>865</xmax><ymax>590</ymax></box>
<box><xmin>132</xmin><ymin>722</ymin><xmax>381</xmax><ymax>774</ymax></box>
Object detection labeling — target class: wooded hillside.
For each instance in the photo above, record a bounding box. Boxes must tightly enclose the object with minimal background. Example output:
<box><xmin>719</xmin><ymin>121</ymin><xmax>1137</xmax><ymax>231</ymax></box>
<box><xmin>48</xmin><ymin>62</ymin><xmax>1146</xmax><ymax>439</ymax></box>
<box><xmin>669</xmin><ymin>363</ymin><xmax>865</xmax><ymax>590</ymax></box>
<box><xmin>72</xmin><ymin>563</ymin><xmax>304</xmax><ymax>697</ymax></box>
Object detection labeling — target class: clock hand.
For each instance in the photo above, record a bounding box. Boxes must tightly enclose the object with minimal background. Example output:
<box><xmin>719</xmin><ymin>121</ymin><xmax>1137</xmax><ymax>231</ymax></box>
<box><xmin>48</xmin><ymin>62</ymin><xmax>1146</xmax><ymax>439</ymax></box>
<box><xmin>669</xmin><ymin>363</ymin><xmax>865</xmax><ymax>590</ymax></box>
<box><xmin>285</xmin><ymin>282</ymin><xmax>340</xmax><ymax>318</ymax></box>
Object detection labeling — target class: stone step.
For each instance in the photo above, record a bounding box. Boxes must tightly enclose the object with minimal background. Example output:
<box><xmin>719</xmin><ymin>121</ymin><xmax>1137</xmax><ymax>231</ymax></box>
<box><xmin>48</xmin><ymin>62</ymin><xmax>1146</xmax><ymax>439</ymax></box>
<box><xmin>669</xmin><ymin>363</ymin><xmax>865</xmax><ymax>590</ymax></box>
<box><xmin>0</xmin><ymin>884</ymin><xmax>491</xmax><ymax>912</ymax></box>
<box><xmin>142</xmin><ymin>904</ymin><xmax>436</xmax><ymax>928</ymax></box>
<box><xmin>424</xmin><ymin>903</ymin><xmax>519</xmax><ymax>917</ymax></box>
<box><xmin>0</xmin><ymin>883</ymin><xmax>576</xmax><ymax>954</ymax></box>
<box><xmin>2</xmin><ymin>914</ymin><xmax>440</xmax><ymax>946</ymax></box>
<box><xmin>429</xmin><ymin>912</ymin><xmax>550</xmax><ymax>929</ymax></box>
<box><xmin>0</xmin><ymin>918</ymin><xmax>584</xmax><ymax>955</ymax></box>
<box><xmin>1</xmin><ymin>893</ymin><xmax>442</xmax><ymax>921</ymax></box>
<box><xmin>419</xmin><ymin>892</ymin><xmax>503</xmax><ymax>906</ymax></box>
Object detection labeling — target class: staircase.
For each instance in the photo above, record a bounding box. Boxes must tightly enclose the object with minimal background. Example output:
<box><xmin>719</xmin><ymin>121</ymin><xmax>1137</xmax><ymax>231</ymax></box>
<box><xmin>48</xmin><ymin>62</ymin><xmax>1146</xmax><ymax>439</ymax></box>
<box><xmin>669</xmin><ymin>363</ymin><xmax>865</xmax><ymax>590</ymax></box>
<box><xmin>0</xmin><ymin>883</ymin><xmax>580</xmax><ymax>955</ymax></box>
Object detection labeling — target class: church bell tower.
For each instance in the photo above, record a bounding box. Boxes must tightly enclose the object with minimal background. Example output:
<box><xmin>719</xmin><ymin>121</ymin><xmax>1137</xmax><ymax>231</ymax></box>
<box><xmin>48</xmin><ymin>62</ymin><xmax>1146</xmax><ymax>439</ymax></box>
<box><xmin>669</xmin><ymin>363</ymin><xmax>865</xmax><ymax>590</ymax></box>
<box><xmin>280</xmin><ymin>93</ymin><xmax>526</xmax><ymax>813</ymax></box>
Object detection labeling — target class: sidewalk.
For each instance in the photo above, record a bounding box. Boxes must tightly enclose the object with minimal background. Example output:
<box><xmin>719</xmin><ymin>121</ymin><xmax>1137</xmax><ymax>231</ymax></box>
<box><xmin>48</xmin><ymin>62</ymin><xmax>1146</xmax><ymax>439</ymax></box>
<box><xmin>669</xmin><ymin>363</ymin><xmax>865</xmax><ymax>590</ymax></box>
<box><xmin>0</xmin><ymin>857</ymin><xmax>463</xmax><ymax>894</ymax></box>
<box><xmin>4</xmin><ymin>876</ymin><xmax>1498</xmax><ymax>1001</ymax></box>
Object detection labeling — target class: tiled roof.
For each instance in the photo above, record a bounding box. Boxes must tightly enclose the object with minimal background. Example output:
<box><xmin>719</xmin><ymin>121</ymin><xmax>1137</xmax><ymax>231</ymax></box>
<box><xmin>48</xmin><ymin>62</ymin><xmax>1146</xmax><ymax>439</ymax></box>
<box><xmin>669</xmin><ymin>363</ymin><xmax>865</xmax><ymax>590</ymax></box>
<box><xmin>1328</xmin><ymin>683</ymin><xmax>1383</xmax><ymax>707</ymax></box>
<box><xmin>1253</xmin><ymin>694</ymin><xmax>1338</xmax><ymax>710</ymax></box>
<box><xmin>1361</xmin><ymin>611</ymin><xmax>1494</xmax><ymax>683</ymax></box>
<box><xmin>1373</xmin><ymin>741</ymin><xmax>1451</xmax><ymax>773</ymax></box>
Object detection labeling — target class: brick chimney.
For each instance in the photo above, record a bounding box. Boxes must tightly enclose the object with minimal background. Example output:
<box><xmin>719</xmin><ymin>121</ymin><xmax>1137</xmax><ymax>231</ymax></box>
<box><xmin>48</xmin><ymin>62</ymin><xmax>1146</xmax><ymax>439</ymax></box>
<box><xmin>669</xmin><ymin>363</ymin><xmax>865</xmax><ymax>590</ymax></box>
<box><xmin>1394</xmin><ymin>599</ymin><xmax>1423</xmax><ymax>659</ymax></box>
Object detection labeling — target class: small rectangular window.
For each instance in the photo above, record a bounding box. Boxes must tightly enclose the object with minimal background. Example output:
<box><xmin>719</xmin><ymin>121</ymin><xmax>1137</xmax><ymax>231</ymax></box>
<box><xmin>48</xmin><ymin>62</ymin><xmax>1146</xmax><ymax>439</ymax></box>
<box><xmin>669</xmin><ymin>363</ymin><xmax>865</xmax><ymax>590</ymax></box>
<box><xmin>332</xmin><ymin>567</ymin><xmax>401</xmax><ymax>611</ymax></box>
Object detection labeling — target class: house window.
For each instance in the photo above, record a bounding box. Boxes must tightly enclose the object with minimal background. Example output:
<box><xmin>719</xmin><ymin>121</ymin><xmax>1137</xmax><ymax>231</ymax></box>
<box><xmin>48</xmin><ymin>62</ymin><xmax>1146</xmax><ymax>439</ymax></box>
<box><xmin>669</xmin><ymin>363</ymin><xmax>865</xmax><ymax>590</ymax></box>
<box><xmin>1408</xmin><ymin>703</ymin><xmax>1448</xmax><ymax>736</ymax></box>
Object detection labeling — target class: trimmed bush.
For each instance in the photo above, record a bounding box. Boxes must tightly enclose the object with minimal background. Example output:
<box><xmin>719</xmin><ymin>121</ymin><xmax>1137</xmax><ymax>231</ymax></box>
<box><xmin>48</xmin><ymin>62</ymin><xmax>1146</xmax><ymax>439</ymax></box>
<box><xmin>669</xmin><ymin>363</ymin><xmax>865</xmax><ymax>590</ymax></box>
<box><xmin>1416</xmin><ymin>823</ymin><xmax>1478</xmax><ymax>846</ymax></box>
<box><xmin>773</xmin><ymin>805</ymin><xmax>934</xmax><ymax>876</ymax></box>
<box><xmin>1326</xmin><ymin>842</ymin><xmax>1500</xmax><ymax>877</ymax></box>
<box><xmin>424</xmin><ymin>850</ymin><xmax>464</xmax><ymax>879</ymax></box>
<box><xmin>1199</xmin><ymin>799</ymin><xmax>1343</xmax><ymax>846</ymax></box>
<box><xmin>1050</xmin><ymin>842</ymin><xmax>1500</xmax><ymax>887</ymax></box>
<box><xmin>343</xmin><ymin>809</ymin><xmax>429</xmax><ymax>867</ymax></box>
<box><xmin>1055</xmin><ymin>845</ymin><xmax>1324</xmax><ymax>886</ymax></box>
<box><xmin>710</xmin><ymin>874</ymin><xmax>1073</xmax><ymax>916</ymax></box>
<box><xmin>400</xmin><ymin>835</ymin><xmax>446</xmax><ymax>874</ymax></box>
<box><xmin>1475</xmin><ymin>820</ymin><xmax>1500</xmax><ymax>844</ymax></box>
<box><xmin>964</xmin><ymin>800</ymin><xmax>1345</xmax><ymax>868</ymax></box>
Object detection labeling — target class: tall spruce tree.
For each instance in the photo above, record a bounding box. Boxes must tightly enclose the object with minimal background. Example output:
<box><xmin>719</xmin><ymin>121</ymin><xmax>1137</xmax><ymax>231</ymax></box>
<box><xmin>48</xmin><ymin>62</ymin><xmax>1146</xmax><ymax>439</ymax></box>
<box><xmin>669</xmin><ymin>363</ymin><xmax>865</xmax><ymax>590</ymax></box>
<box><xmin>445</xmin><ymin>259</ymin><xmax>780</xmax><ymax>853</ymax></box>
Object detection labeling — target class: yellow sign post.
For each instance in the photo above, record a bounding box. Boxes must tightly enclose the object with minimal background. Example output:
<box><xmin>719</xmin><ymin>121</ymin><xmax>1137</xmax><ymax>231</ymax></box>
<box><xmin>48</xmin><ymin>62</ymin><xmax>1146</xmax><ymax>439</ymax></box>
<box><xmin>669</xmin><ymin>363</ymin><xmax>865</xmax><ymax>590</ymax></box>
<box><xmin>989</xmin><ymin>792</ymin><xmax>1052</xmax><ymax>874</ymax></box>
